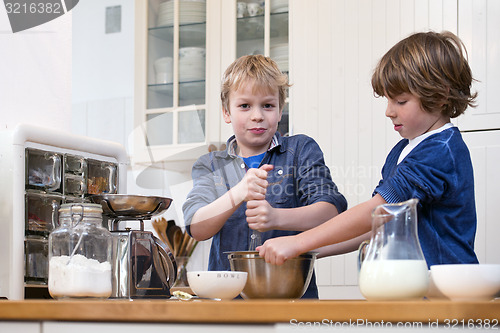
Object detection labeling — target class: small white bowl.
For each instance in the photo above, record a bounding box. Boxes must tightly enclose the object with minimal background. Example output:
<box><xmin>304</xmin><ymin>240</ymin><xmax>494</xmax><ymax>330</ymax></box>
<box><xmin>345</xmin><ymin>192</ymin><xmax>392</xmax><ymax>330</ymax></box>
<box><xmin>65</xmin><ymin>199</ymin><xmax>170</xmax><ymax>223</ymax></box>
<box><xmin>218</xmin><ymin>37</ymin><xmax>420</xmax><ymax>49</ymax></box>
<box><xmin>187</xmin><ymin>271</ymin><xmax>247</xmax><ymax>300</ymax></box>
<box><xmin>430</xmin><ymin>264</ymin><xmax>500</xmax><ymax>301</ymax></box>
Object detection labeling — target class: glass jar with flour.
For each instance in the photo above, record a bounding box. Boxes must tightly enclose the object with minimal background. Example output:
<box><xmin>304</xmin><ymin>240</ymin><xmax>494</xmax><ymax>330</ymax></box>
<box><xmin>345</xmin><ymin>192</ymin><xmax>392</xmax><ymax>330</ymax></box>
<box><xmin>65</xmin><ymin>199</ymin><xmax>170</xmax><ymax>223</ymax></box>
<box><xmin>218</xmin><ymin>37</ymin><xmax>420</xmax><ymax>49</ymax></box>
<box><xmin>48</xmin><ymin>203</ymin><xmax>112</xmax><ymax>299</ymax></box>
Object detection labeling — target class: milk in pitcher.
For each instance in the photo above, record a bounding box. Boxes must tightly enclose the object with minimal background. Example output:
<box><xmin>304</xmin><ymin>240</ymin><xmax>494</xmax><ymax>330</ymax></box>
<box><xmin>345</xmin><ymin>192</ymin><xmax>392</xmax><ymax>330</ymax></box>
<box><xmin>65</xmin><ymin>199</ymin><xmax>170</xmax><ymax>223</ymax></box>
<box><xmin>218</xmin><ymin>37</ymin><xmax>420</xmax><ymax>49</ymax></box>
<box><xmin>359</xmin><ymin>259</ymin><xmax>428</xmax><ymax>300</ymax></box>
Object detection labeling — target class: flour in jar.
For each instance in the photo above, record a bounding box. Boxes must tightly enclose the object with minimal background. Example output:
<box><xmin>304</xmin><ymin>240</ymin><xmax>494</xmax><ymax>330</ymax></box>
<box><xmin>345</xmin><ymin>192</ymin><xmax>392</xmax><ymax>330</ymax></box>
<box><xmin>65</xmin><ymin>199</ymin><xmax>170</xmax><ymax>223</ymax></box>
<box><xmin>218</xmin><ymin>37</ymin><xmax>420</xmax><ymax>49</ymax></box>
<box><xmin>48</xmin><ymin>254</ymin><xmax>112</xmax><ymax>298</ymax></box>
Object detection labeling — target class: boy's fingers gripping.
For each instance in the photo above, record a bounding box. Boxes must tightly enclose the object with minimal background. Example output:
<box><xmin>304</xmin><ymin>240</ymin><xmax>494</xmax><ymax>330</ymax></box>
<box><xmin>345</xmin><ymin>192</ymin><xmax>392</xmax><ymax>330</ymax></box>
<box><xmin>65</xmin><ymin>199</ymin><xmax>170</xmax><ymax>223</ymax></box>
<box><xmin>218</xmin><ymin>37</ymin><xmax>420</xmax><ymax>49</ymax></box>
<box><xmin>259</xmin><ymin>164</ymin><xmax>274</xmax><ymax>173</ymax></box>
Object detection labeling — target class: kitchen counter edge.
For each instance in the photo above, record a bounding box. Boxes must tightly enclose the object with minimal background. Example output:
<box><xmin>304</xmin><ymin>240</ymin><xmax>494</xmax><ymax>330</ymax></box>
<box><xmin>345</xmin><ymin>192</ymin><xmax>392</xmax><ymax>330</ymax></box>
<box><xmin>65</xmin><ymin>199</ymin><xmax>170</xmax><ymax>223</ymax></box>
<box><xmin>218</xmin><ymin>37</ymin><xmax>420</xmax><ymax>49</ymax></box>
<box><xmin>0</xmin><ymin>299</ymin><xmax>499</xmax><ymax>324</ymax></box>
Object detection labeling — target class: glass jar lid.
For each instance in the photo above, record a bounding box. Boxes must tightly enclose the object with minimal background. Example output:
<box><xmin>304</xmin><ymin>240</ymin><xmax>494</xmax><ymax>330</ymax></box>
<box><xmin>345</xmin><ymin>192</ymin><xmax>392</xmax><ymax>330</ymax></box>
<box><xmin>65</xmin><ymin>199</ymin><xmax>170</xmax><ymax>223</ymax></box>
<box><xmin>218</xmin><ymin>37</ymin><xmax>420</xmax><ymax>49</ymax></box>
<box><xmin>58</xmin><ymin>203</ymin><xmax>103</xmax><ymax>216</ymax></box>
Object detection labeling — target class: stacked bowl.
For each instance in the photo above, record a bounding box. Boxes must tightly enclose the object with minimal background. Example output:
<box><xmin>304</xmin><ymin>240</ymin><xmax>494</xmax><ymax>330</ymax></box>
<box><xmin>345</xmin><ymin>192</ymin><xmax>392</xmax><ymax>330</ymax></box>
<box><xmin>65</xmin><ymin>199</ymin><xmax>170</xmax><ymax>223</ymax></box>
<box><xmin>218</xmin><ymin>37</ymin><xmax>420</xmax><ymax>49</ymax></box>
<box><xmin>179</xmin><ymin>47</ymin><xmax>206</xmax><ymax>82</ymax></box>
<box><xmin>154</xmin><ymin>57</ymin><xmax>173</xmax><ymax>84</ymax></box>
<box><xmin>157</xmin><ymin>0</ymin><xmax>206</xmax><ymax>27</ymax></box>
<box><xmin>271</xmin><ymin>43</ymin><xmax>288</xmax><ymax>72</ymax></box>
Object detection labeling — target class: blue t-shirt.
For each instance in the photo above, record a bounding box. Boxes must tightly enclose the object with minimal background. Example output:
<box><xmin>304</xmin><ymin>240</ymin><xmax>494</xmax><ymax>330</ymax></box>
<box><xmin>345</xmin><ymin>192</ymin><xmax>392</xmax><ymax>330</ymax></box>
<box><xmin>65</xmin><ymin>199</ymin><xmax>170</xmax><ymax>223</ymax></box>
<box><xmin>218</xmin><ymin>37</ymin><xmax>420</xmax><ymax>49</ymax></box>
<box><xmin>242</xmin><ymin>152</ymin><xmax>266</xmax><ymax>169</ymax></box>
<box><xmin>373</xmin><ymin>127</ymin><xmax>478</xmax><ymax>267</ymax></box>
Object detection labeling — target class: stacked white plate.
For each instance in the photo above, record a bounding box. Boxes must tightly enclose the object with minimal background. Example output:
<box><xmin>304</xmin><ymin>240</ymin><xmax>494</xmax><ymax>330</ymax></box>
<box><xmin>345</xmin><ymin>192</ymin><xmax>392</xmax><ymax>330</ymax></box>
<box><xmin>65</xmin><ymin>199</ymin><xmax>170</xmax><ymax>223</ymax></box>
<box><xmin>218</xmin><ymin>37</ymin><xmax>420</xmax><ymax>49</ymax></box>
<box><xmin>270</xmin><ymin>43</ymin><xmax>288</xmax><ymax>72</ymax></box>
<box><xmin>179</xmin><ymin>47</ymin><xmax>206</xmax><ymax>81</ymax></box>
<box><xmin>271</xmin><ymin>0</ymin><xmax>288</xmax><ymax>14</ymax></box>
<box><xmin>157</xmin><ymin>0</ymin><xmax>206</xmax><ymax>27</ymax></box>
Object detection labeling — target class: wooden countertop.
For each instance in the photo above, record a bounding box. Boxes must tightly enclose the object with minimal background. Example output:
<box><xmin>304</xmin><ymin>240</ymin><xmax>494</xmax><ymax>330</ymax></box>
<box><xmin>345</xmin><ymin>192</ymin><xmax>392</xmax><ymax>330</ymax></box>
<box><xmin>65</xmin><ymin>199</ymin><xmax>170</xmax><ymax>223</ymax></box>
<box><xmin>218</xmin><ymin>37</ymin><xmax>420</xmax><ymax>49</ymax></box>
<box><xmin>0</xmin><ymin>299</ymin><xmax>499</xmax><ymax>324</ymax></box>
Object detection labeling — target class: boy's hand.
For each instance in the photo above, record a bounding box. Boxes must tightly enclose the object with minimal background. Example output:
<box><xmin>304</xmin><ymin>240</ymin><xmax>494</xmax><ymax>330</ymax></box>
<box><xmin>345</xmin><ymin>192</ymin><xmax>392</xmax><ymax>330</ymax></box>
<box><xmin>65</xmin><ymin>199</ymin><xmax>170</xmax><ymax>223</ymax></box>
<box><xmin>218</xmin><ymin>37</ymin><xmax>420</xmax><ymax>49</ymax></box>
<box><xmin>256</xmin><ymin>235</ymin><xmax>302</xmax><ymax>265</ymax></box>
<box><xmin>246</xmin><ymin>199</ymin><xmax>277</xmax><ymax>232</ymax></box>
<box><xmin>236</xmin><ymin>164</ymin><xmax>274</xmax><ymax>202</ymax></box>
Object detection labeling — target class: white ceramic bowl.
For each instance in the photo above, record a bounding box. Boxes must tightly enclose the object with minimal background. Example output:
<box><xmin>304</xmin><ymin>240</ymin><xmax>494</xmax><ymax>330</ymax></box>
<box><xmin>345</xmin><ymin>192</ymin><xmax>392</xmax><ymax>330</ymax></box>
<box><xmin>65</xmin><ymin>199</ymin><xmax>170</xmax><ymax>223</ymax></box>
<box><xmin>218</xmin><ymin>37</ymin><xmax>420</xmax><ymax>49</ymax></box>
<box><xmin>430</xmin><ymin>264</ymin><xmax>500</xmax><ymax>301</ymax></box>
<box><xmin>155</xmin><ymin>71</ymin><xmax>173</xmax><ymax>84</ymax></box>
<box><xmin>154</xmin><ymin>57</ymin><xmax>173</xmax><ymax>72</ymax></box>
<box><xmin>179</xmin><ymin>47</ymin><xmax>206</xmax><ymax>58</ymax></box>
<box><xmin>187</xmin><ymin>271</ymin><xmax>248</xmax><ymax>300</ymax></box>
<box><xmin>425</xmin><ymin>270</ymin><xmax>448</xmax><ymax>300</ymax></box>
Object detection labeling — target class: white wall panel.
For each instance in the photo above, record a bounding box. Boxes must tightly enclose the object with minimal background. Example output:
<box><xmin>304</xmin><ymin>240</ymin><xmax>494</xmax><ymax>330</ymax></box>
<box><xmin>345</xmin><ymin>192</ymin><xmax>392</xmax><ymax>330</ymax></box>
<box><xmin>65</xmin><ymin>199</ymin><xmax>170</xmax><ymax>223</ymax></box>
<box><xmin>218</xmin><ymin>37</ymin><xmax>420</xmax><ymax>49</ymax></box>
<box><xmin>372</xmin><ymin>1</ymin><xmax>392</xmax><ymax>194</ymax></box>
<box><xmin>443</xmin><ymin>0</ymin><xmax>459</xmax><ymax>32</ymax></box>
<box><xmin>328</xmin><ymin>0</ymin><xmax>347</xmax><ymax>198</ymax></box>
<box><xmin>72</xmin><ymin>0</ymin><xmax>135</xmax><ymax>104</ymax></box>
<box><xmin>0</xmin><ymin>2</ymin><xmax>71</xmax><ymax>131</ymax></box>
<box><xmin>462</xmin><ymin>130</ymin><xmax>500</xmax><ymax>264</ymax></box>
<box><xmin>457</xmin><ymin>0</ymin><xmax>500</xmax><ymax>130</ymax></box>
<box><xmin>316</xmin><ymin>1</ymin><xmax>333</xmax><ymax>161</ymax></box>
<box><xmin>358</xmin><ymin>0</ymin><xmax>374</xmax><ymax>205</ymax></box>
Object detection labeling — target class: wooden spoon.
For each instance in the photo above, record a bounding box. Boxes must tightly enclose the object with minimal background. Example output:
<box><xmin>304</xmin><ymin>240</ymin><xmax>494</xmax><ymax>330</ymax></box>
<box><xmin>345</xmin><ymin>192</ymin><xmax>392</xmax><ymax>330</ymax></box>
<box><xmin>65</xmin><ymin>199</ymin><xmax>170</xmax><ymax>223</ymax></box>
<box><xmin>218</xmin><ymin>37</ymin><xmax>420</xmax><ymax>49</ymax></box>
<box><xmin>166</xmin><ymin>220</ymin><xmax>179</xmax><ymax>249</ymax></box>
<box><xmin>173</xmin><ymin>228</ymin><xmax>183</xmax><ymax>257</ymax></box>
<box><xmin>152</xmin><ymin>218</ymin><xmax>173</xmax><ymax>252</ymax></box>
<box><xmin>181</xmin><ymin>237</ymin><xmax>198</xmax><ymax>257</ymax></box>
<box><xmin>177</xmin><ymin>232</ymin><xmax>191</xmax><ymax>257</ymax></box>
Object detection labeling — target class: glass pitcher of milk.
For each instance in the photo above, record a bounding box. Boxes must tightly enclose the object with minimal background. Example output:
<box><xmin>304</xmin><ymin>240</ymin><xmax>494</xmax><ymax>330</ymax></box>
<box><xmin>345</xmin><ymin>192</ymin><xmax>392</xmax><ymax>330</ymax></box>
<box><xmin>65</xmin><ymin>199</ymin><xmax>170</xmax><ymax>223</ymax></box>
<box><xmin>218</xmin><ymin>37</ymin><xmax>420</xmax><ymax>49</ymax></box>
<box><xmin>358</xmin><ymin>198</ymin><xmax>429</xmax><ymax>300</ymax></box>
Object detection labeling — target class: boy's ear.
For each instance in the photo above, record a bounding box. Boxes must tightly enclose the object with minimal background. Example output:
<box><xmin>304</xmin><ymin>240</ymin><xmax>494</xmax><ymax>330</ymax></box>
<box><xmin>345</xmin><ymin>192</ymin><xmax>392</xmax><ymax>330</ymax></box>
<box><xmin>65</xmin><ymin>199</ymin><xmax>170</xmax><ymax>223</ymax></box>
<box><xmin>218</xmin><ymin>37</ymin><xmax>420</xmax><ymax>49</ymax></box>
<box><xmin>222</xmin><ymin>107</ymin><xmax>231</xmax><ymax>124</ymax></box>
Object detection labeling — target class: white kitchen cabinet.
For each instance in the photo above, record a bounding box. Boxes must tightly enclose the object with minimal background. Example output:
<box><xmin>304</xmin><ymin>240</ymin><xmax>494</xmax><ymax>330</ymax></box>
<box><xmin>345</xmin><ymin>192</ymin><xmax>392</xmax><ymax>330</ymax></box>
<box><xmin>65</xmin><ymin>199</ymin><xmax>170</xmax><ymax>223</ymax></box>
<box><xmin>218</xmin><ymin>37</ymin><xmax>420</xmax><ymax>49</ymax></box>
<box><xmin>0</xmin><ymin>322</ymin><xmax>40</xmax><ymax>333</ymax></box>
<box><xmin>43</xmin><ymin>322</ymin><xmax>275</xmax><ymax>333</ymax></box>
<box><xmin>133</xmin><ymin>0</ymin><xmax>290</xmax><ymax>170</ymax></box>
<box><xmin>133</xmin><ymin>0</ymin><xmax>214</xmax><ymax>169</ymax></box>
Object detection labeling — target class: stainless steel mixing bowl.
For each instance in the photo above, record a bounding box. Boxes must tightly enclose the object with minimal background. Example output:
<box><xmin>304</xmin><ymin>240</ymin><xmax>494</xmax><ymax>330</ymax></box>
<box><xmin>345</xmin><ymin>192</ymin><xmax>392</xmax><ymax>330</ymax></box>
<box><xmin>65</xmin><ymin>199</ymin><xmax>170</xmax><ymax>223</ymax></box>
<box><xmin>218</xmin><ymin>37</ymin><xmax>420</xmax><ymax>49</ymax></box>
<box><xmin>227</xmin><ymin>251</ymin><xmax>317</xmax><ymax>299</ymax></box>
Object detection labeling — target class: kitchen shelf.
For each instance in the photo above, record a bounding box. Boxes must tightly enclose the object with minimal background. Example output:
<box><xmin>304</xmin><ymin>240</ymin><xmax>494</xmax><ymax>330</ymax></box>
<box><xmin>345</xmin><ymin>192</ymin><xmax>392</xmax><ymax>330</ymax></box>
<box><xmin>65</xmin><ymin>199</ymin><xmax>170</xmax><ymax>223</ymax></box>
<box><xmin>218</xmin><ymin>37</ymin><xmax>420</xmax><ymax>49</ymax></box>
<box><xmin>148</xmin><ymin>82</ymin><xmax>174</xmax><ymax>94</ymax></box>
<box><xmin>149</xmin><ymin>22</ymin><xmax>207</xmax><ymax>47</ymax></box>
<box><xmin>147</xmin><ymin>80</ymin><xmax>205</xmax><ymax>107</ymax></box>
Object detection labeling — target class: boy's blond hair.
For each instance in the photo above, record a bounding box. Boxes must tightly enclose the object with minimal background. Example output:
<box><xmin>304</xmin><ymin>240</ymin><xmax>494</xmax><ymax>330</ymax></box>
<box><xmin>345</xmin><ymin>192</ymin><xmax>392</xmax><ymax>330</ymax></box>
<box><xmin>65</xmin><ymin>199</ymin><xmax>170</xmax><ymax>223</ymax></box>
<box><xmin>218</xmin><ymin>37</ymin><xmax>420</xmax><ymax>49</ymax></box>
<box><xmin>221</xmin><ymin>55</ymin><xmax>290</xmax><ymax>113</ymax></box>
<box><xmin>371</xmin><ymin>31</ymin><xmax>477</xmax><ymax>118</ymax></box>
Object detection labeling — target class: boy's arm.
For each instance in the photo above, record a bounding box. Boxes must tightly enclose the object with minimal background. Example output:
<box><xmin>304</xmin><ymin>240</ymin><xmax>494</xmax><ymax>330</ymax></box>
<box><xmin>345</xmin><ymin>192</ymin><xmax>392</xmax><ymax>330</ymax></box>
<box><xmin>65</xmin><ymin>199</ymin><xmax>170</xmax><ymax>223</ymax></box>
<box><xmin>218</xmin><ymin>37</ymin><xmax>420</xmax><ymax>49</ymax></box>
<box><xmin>257</xmin><ymin>194</ymin><xmax>386</xmax><ymax>264</ymax></box>
<box><xmin>314</xmin><ymin>232</ymin><xmax>371</xmax><ymax>258</ymax></box>
<box><xmin>246</xmin><ymin>200</ymin><xmax>339</xmax><ymax>231</ymax></box>
<box><xmin>189</xmin><ymin>184</ymin><xmax>245</xmax><ymax>240</ymax></box>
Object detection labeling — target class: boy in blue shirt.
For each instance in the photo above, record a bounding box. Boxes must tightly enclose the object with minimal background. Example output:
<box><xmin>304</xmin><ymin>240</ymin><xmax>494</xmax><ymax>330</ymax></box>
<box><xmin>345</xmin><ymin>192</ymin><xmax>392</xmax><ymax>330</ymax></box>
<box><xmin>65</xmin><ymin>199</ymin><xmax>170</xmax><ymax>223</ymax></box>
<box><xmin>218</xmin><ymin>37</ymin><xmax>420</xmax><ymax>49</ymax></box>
<box><xmin>258</xmin><ymin>31</ymin><xmax>479</xmax><ymax>268</ymax></box>
<box><xmin>182</xmin><ymin>55</ymin><xmax>347</xmax><ymax>298</ymax></box>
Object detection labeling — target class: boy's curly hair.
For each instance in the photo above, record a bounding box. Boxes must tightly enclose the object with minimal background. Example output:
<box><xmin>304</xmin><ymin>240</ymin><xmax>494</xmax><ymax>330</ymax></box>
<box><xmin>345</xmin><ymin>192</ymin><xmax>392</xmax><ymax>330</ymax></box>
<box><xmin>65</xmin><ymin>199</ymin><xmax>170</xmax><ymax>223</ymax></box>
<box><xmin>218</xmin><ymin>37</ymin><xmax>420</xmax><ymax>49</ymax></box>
<box><xmin>221</xmin><ymin>55</ymin><xmax>290</xmax><ymax>113</ymax></box>
<box><xmin>371</xmin><ymin>31</ymin><xmax>477</xmax><ymax>118</ymax></box>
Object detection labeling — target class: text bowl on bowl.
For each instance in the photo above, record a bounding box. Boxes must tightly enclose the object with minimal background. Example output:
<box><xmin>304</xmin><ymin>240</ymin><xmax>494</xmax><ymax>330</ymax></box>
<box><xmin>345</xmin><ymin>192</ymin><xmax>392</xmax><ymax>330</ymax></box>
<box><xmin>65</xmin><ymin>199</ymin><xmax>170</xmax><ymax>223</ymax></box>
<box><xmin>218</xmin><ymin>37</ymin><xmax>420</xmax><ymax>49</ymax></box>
<box><xmin>186</xmin><ymin>271</ymin><xmax>247</xmax><ymax>300</ymax></box>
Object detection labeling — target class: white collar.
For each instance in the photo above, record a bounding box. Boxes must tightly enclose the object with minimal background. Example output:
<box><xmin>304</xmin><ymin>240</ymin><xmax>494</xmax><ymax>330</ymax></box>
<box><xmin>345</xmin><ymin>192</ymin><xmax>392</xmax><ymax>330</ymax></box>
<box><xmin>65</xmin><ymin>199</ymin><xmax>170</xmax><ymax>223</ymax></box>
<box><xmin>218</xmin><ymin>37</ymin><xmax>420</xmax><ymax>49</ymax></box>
<box><xmin>397</xmin><ymin>123</ymin><xmax>454</xmax><ymax>164</ymax></box>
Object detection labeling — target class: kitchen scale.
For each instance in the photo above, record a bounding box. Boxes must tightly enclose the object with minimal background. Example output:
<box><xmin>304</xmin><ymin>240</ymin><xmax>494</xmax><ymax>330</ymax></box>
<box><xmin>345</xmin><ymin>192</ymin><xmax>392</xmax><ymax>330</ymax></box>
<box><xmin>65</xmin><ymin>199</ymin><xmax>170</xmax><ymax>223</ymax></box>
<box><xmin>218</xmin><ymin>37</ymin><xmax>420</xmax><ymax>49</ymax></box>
<box><xmin>90</xmin><ymin>194</ymin><xmax>177</xmax><ymax>299</ymax></box>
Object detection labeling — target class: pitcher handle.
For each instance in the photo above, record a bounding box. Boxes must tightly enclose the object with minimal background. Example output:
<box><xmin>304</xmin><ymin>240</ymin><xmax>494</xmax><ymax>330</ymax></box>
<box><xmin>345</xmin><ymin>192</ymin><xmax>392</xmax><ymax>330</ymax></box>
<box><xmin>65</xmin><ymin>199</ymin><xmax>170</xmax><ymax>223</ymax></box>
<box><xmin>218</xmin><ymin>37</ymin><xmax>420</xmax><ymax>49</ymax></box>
<box><xmin>357</xmin><ymin>240</ymin><xmax>370</xmax><ymax>272</ymax></box>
